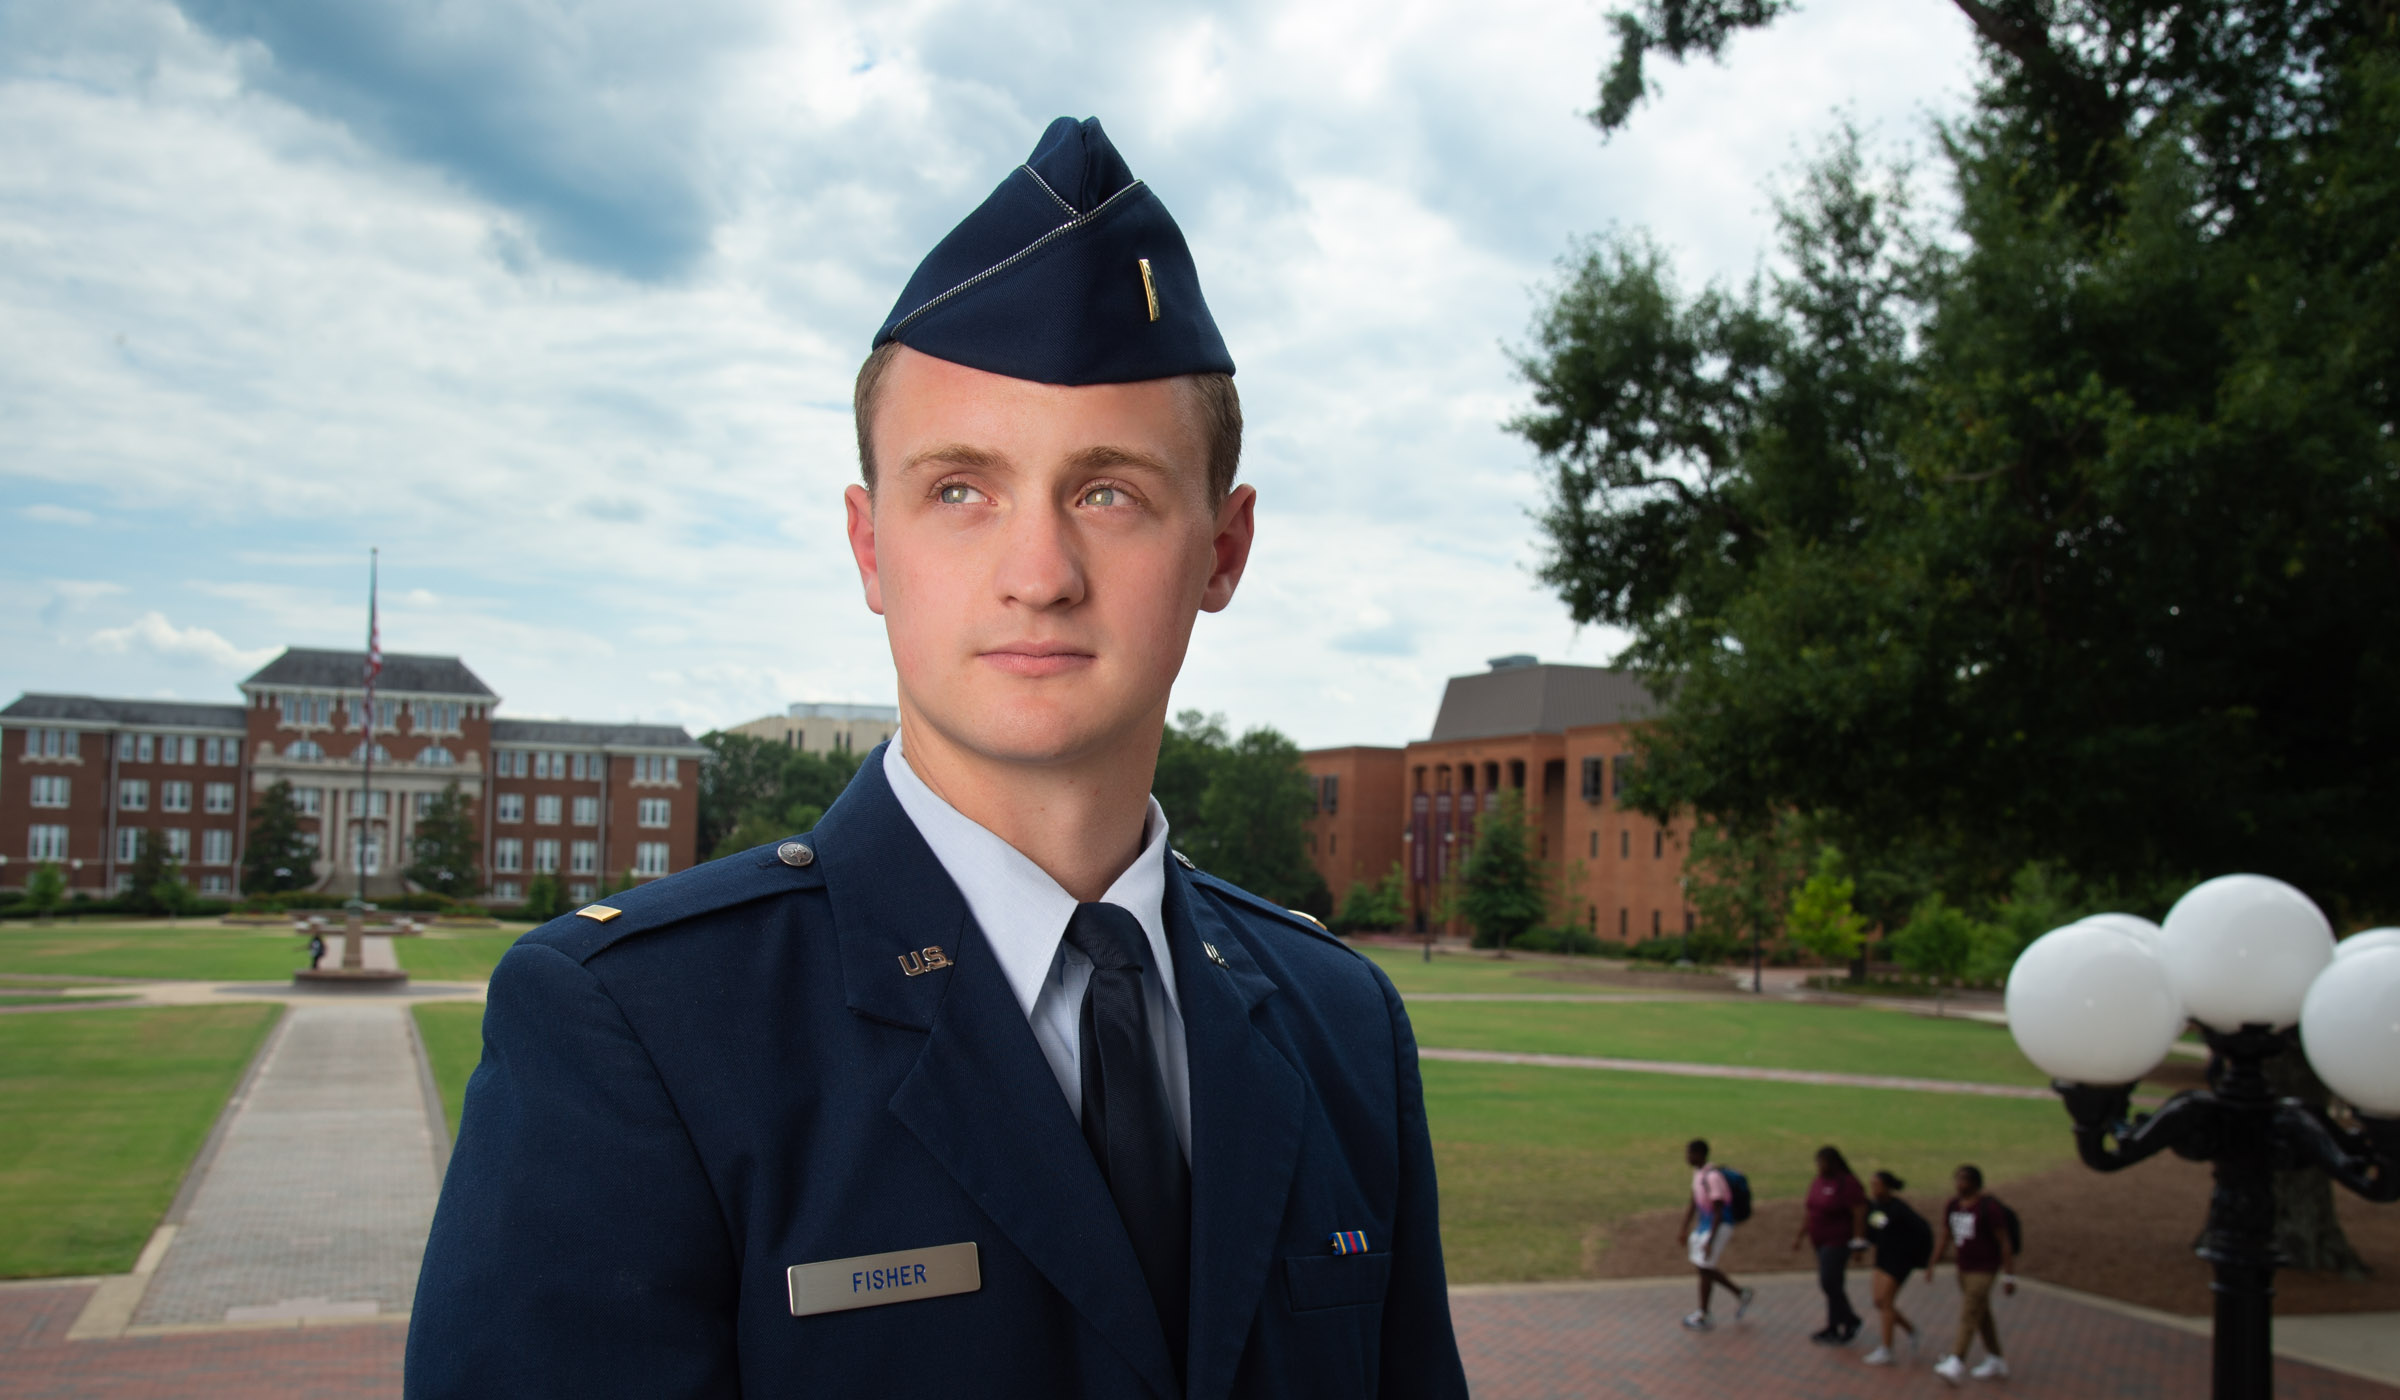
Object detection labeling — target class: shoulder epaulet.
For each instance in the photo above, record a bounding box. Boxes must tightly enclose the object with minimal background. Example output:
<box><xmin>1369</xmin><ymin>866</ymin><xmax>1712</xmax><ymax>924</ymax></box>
<box><xmin>1185</xmin><ymin>867</ymin><xmax>1356</xmax><ymax>956</ymax></box>
<box><xmin>523</xmin><ymin>835</ymin><xmax>824</xmax><ymax>964</ymax></box>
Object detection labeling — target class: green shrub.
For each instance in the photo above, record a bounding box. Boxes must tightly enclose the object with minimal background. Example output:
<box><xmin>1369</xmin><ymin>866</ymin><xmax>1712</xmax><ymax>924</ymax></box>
<box><xmin>1513</xmin><ymin>924</ymin><xmax>1606</xmax><ymax>955</ymax></box>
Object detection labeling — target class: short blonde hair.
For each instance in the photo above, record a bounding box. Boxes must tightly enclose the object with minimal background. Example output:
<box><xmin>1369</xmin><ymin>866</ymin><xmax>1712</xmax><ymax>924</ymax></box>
<box><xmin>853</xmin><ymin>342</ymin><xmax>1242</xmax><ymax>502</ymax></box>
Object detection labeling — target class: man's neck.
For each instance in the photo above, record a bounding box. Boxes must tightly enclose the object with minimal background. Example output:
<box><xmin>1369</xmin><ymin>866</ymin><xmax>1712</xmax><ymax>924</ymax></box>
<box><xmin>895</xmin><ymin>704</ymin><xmax>1160</xmax><ymax>903</ymax></box>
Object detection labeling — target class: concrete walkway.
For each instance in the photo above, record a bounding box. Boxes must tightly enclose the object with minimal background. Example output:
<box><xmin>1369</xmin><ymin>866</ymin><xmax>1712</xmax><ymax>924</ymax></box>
<box><xmin>69</xmin><ymin>999</ymin><xmax>449</xmax><ymax>1340</ymax></box>
<box><xmin>1416</xmin><ymin>1045</ymin><xmax>2056</xmax><ymax>1099</ymax></box>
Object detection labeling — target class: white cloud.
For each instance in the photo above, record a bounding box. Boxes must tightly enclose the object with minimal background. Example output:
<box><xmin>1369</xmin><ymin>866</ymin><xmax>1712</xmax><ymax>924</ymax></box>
<box><xmin>88</xmin><ymin>610</ymin><xmax>277</xmax><ymax>670</ymax></box>
<box><xmin>20</xmin><ymin>504</ymin><xmax>94</xmax><ymax>525</ymax></box>
<box><xmin>0</xmin><ymin>0</ymin><xmax>1983</xmax><ymax>744</ymax></box>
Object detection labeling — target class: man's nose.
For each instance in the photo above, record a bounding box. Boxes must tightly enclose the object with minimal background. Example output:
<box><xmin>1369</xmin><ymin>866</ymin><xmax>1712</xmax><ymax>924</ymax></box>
<box><xmin>994</xmin><ymin>499</ymin><xmax>1086</xmax><ymax>610</ymax></box>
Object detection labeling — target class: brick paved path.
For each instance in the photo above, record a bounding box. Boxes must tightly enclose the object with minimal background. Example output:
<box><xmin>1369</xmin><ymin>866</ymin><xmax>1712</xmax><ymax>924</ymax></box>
<box><xmin>1452</xmin><ymin>1274</ymin><xmax>2396</xmax><ymax>1398</ymax></box>
<box><xmin>129</xmin><ymin>1004</ymin><xmax>440</xmax><ymax>1328</ymax></box>
<box><xmin>0</xmin><ymin>1282</ymin><xmax>404</xmax><ymax>1399</ymax></box>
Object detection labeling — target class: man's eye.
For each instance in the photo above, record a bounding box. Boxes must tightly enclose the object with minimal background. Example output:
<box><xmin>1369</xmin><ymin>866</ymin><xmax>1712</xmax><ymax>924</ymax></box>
<box><xmin>937</xmin><ymin>484</ymin><xmax>978</xmax><ymax>505</ymax></box>
<box><xmin>1081</xmin><ymin>486</ymin><xmax>1121</xmax><ymax>507</ymax></box>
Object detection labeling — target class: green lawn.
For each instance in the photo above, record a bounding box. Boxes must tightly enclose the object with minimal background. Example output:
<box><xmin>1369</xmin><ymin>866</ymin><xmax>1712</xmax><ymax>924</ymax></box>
<box><xmin>1355</xmin><ymin>945</ymin><xmax>1707</xmax><ymax>997</ymax></box>
<box><xmin>0</xmin><ymin>1004</ymin><xmax>280</xmax><ymax>1278</ymax></box>
<box><xmin>1402</xmin><ymin>999</ymin><xmax>2046</xmax><ymax>1086</ymax></box>
<box><xmin>1423</xmin><ymin>1060</ymin><xmax>2073</xmax><ymax>1283</ymax></box>
<box><xmin>395</xmin><ymin>932</ymin><xmax>528</xmax><ymax>983</ymax></box>
<box><xmin>413</xmin><ymin>1003</ymin><xmax>485</xmax><ymax>1137</ymax></box>
<box><xmin>0</xmin><ymin>926</ymin><xmax>316</xmax><ymax>981</ymax></box>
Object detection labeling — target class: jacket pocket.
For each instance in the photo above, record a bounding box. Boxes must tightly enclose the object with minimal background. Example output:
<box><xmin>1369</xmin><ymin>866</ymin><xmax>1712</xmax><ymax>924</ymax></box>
<box><xmin>1283</xmin><ymin>1252</ymin><xmax>1393</xmax><ymax>1312</ymax></box>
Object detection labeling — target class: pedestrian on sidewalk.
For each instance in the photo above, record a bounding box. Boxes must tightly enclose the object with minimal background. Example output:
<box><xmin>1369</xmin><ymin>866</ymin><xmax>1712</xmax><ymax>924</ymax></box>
<box><xmin>1677</xmin><ymin>1138</ymin><xmax>1754</xmax><ymax>1331</ymax></box>
<box><xmin>1930</xmin><ymin>1164</ymin><xmax>2015</xmax><ymax>1384</ymax></box>
<box><xmin>1859</xmin><ymin>1169</ymin><xmax>1929</xmax><ymax>1366</ymax></box>
<box><xmin>1791</xmin><ymin>1145</ymin><xmax>1868</xmax><ymax>1344</ymax></box>
<box><xmin>307</xmin><ymin>933</ymin><xmax>326</xmax><ymax>969</ymax></box>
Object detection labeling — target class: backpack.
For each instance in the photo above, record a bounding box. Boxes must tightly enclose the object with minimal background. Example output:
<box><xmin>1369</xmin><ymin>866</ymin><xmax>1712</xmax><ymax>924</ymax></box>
<box><xmin>1994</xmin><ymin>1198</ymin><xmax>2022</xmax><ymax>1257</ymax></box>
<box><xmin>1717</xmin><ymin>1167</ymin><xmax>1754</xmax><ymax>1224</ymax></box>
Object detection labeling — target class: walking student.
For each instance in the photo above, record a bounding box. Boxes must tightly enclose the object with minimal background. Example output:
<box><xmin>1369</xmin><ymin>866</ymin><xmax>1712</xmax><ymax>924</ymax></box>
<box><xmin>1677</xmin><ymin>1139</ymin><xmax>1754</xmax><ymax>1331</ymax></box>
<box><xmin>1860</xmin><ymin>1170</ymin><xmax>1930</xmax><ymax>1366</ymax></box>
<box><xmin>1791</xmin><ymin>1145</ymin><xmax>1868</xmax><ymax>1344</ymax></box>
<box><xmin>1930</xmin><ymin>1164</ymin><xmax>2016</xmax><ymax>1383</ymax></box>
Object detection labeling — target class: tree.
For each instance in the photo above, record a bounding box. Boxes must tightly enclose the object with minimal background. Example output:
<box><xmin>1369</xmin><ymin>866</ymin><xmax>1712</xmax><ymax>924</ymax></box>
<box><xmin>1892</xmin><ymin>894</ymin><xmax>1979</xmax><ymax>1014</ymax></box>
<box><xmin>405</xmin><ymin>781</ymin><xmax>482</xmax><ymax>898</ymax></box>
<box><xmin>1685</xmin><ymin>814</ymin><xmax>1809</xmax><ymax>979</ymax></box>
<box><xmin>1785</xmin><ymin>846</ymin><xmax>1867</xmax><ymax>971</ymax></box>
<box><xmin>1520</xmin><ymin>4</ymin><xmax>2400</xmax><ymax>920</ymax></box>
<box><xmin>1187</xmin><ymin>726</ymin><xmax>1329</xmax><ymax>912</ymax></box>
<box><xmin>1456</xmin><ymin>790</ymin><xmax>1547</xmax><ymax>955</ymax></box>
<box><xmin>24</xmin><ymin>861</ymin><xmax>65</xmax><ymax>923</ymax></box>
<box><xmin>696</xmin><ymin>731</ymin><xmax>863</xmax><ymax>864</ymax></box>
<box><xmin>243</xmin><ymin>781</ymin><xmax>318</xmax><ymax>894</ymax></box>
<box><xmin>1152</xmin><ymin>710</ymin><xmax>1229</xmax><ymax>839</ymax></box>
<box><xmin>123</xmin><ymin>830</ymin><xmax>180</xmax><ymax>918</ymax></box>
<box><xmin>1337</xmin><ymin>862</ymin><xmax>1410</xmax><ymax>933</ymax></box>
<box><xmin>520</xmin><ymin>874</ymin><xmax>566</xmax><ymax>923</ymax></box>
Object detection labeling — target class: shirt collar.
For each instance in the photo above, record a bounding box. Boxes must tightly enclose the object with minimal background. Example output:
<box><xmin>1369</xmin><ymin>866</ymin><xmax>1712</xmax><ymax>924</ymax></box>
<box><xmin>883</xmin><ymin>728</ymin><xmax>1175</xmax><ymax>1021</ymax></box>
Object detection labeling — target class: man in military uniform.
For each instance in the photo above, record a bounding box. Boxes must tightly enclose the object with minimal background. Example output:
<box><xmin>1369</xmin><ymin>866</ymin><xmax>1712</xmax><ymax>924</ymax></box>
<box><xmin>406</xmin><ymin>116</ymin><xmax>1468</xmax><ymax>1400</ymax></box>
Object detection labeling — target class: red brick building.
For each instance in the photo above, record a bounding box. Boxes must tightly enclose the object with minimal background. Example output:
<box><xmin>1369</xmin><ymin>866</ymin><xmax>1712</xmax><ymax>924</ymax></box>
<box><xmin>0</xmin><ymin>647</ymin><xmax>704</xmax><ymax>905</ymax></box>
<box><xmin>1302</xmin><ymin>657</ymin><xmax>1696</xmax><ymax>943</ymax></box>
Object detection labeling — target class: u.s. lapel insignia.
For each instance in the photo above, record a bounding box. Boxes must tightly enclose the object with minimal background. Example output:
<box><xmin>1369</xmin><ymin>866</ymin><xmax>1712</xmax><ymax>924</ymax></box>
<box><xmin>1202</xmin><ymin>941</ymin><xmax>1229</xmax><ymax>969</ymax></box>
<box><xmin>898</xmin><ymin>946</ymin><xmax>954</xmax><ymax>977</ymax></box>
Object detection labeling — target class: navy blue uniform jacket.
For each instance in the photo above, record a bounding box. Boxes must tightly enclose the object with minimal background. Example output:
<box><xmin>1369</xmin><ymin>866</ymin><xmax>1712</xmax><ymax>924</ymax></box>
<box><xmin>406</xmin><ymin>751</ymin><xmax>1468</xmax><ymax>1399</ymax></box>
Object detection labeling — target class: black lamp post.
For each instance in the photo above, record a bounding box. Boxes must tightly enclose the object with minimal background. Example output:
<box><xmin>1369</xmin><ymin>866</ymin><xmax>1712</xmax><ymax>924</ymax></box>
<box><xmin>2008</xmin><ymin>880</ymin><xmax>2400</xmax><ymax>1400</ymax></box>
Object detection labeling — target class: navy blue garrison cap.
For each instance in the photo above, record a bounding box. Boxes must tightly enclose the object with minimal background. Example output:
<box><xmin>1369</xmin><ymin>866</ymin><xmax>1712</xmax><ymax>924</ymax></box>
<box><xmin>874</xmin><ymin>117</ymin><xmax>1235</xmax><ymax>385</ymax></box>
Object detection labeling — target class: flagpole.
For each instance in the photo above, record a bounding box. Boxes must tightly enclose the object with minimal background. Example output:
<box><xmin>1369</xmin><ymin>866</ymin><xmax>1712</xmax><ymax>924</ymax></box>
<box><xmin>358</xmin><ymin>547</ymin><xmax>378</xmax><ymax>907</ymax></box>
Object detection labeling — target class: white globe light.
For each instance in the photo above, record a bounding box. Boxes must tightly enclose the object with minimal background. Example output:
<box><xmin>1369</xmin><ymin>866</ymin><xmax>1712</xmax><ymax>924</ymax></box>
<box><xmin>2159</xmin><ymin>875</ymin><xmax>2335</xmax><ymax>1031</ymax></box>
<box><xmin>2335</xmin><ymin>929</ymin><xmax>2400</xmax><ymax>961</ymax></box>
<box><xmin>2077</xmin><ymin>912</ymin><xmax>2164</xmax><ymax>948</ymax></box>
<box><xmin>2007</xmin><ymin>922</ymin><xmax>2184</xmax><ymax>1084</ymax></box>
<box><xmin>2300</xmin><ymin>946</ymin><xmax>2400</xmax><ymax>1117</ymax></box>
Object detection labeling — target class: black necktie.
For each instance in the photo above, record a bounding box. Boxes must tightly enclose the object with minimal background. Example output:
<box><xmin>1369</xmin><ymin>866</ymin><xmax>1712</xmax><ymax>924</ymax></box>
<box><xmin>1064</xmin><ymin>902</ymin><xmax>1191</xmax><ymax>1373</ymax></box>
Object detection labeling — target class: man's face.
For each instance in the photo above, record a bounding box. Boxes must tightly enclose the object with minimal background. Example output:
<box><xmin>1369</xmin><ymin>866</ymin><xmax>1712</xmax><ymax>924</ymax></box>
<box><xmin>847</xmin><ymin>348</ymin><xmax>1255</xmax><ymax>770</ymax></box>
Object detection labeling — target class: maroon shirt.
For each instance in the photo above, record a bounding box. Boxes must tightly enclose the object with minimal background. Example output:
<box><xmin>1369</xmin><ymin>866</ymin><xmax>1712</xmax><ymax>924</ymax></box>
<box><xmin>1805</xmin><ymin>1171</ymin><xmax>1866</xmax><ymax>1248</ymax></box>
<box><xmin>1945</xmin><ymin>1196</ymin><xmax>2010</xmax><ymax>1273</ymax></box>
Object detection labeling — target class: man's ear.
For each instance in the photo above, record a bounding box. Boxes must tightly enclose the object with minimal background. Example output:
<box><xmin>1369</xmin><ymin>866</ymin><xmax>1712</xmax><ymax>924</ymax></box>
<box><xmin>845</xmin><ymin>484</ymin><xmax>885</xmax><ymax>615</ymax></box>
<box><xmin>1200</xmin><ymin>484</ymin><xmax>1257</xmax><ymax>614</ymax></box>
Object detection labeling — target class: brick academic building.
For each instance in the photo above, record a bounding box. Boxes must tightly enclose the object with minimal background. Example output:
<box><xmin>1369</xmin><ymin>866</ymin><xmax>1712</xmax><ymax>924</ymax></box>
<box><xmin>1302</xmin><ymin>657</ymin><xmax>1697</xmax><ymax>943</ymax></box>
<box><xmin>0</xmin><ymin>648</ymin><xmax>704</xmax><ymax>905</ymax></box>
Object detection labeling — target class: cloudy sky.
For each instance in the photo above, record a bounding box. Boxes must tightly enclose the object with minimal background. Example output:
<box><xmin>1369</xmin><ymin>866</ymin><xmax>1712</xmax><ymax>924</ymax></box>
<box><xmin>0</xmin><ymin>0</ymin><xmax>1983</xmax><ymax>747</ymax></box>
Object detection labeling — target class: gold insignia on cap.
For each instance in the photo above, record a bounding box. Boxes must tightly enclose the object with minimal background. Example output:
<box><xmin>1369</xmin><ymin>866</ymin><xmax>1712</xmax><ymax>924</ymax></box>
<box><xmin>1138</xmin><ymin>258</ymin><xmax>1160</xmax><ymax>322</ymax></box>
<box><xmin>575</xmin><ymin>904</ymin><xmax>623</xmax><ymax>923</ymax></box>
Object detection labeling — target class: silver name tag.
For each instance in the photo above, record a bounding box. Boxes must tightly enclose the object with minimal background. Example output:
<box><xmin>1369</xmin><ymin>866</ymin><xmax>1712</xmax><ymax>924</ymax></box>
<box><xmin>787</xmin><ymin>1242</ymin><xmax>981</xmax><ymax>1317</ymax></box>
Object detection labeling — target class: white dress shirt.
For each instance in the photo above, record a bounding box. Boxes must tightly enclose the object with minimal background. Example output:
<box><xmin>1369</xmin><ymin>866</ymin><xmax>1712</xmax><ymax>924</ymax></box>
<box><xmin>883</xmin><ymin>730</ymin><xmax>1192</xmax><ymax>1159</ymax></box>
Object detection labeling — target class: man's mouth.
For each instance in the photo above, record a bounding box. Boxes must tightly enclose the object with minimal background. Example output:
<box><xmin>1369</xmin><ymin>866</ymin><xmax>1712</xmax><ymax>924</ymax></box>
<box><xmin>979</xmin><ymin>644</ymin><xmax>1096</xmax><ymax>678</ymax></box>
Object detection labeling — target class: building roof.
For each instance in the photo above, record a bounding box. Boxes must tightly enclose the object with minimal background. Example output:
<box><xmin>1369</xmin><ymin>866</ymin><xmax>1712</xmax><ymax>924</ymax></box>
<box><xmin>1425</xmin><ymin>662</ymin><xmax>1658</xmax><ymax>742</ymax></box>
<box><xmin>241</xmin><ymin>648</ymin><xmax>497</xmax><ymax>699</ymax></box>
<box><xmin>492</xmin><ymin>718</ymin><xmax>705</xmax><ymax>753</ymax></box>
<box><xmin>0</xmin><ymin>693</ymin><xmax>248</xmax><ymax>730</ymax></box>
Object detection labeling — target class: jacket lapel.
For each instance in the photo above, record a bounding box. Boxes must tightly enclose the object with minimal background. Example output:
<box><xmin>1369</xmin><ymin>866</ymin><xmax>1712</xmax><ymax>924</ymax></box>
<box><xmin>1166</xmin><ymin>864</ymin><xmax>1306</xmax><ymax>1400</ymax></box>
<box><xmin>813</xmin><ymin>751</ymin><xmax>1180</xmax><ymax>1399</ymax></box>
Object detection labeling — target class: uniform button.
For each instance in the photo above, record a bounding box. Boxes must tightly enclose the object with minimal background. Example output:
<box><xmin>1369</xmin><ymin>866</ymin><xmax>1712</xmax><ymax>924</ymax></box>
<box><xmin>777</xmin><ymin>841</ymin><xmax>816</xmax><ymax>868</ymax></box>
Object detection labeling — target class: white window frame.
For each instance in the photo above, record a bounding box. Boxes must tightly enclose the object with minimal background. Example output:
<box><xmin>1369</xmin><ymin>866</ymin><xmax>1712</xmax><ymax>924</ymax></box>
<box><xmin>637</xmin><ymin>798</ymin><xmax>670</xmax><ymax>828</ymax></box>
<box><xmin>202</xmin><ymin>829</ymin><xmax>233</xmax><ymax>866</ymax></box>
<box><xmin>204</xmin><ymin>782</ymin><xmax>235</xmax><ymax>814</ymax></box>
<box><xmin>119</xmin><ymin>779</ymin><xmax>149</xmax><ymax>811</ymax></box>
<box><xmin>570</xmin><ymin>840</ymin><xmax>598</xmax><ymax>875</ymax></box>
<box><xmin>162</xmin><ymin>781</ymin><xmax>192</xmax><ymax>813</ymax></box>
<box><xmin>634</xmin><ymin>841</ymin><xmax>671</xmax><ymax>877</ymax></box>
<box><xmin>494</xmin><ymin>838</ymin><xmax>523</xmax><ymax>874</ymax></box>
<box><xmin>117</xmin><ymin>827</ymin><xmax>142</xmax><ymax>862</ymax></box>
<box><xmin>165</xmin><ymin>828</ymin><xmax>191</xmax><ymax>861</ymax></box>
<box><xmin>572</xmin><ymin>796</ymin><xmax>599</xmax><ymax>826</ymax></box>
<box><xmin>535</xmin><ymin>795</ymin><xmax>561</xmax><ymax>825</ymax></box>
<box><xmin>30</xmin><ymin>775</ymin><xmax>69</xmax><ymax>808</ymax></box>
<box><xmin>533</xmin><ymin>839</ymin><xmax>560</xmax><ymax>874</ymax></box>
<box><xmin>497</xmin><ymin>793</ymin><xmax>524</xmax><ymax>824</ymax></box>
<box><xmin>29</xmin><ymin>825</ymin><xmax>68</xmax><ymax>861</ymax></box>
